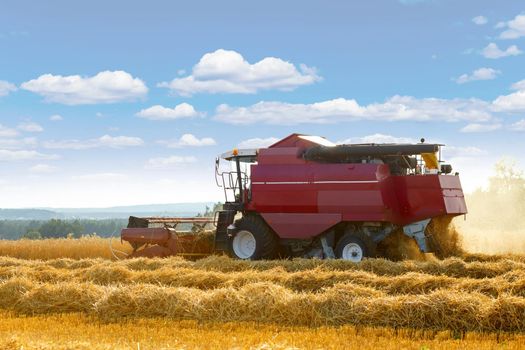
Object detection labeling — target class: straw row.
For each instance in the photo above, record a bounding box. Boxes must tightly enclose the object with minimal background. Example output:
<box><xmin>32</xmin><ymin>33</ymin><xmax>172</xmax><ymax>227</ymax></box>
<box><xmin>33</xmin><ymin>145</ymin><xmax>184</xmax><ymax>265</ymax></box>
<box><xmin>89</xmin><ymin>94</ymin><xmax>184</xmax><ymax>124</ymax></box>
<box><xmin>3</xmin><ymin>264</ymin><xmax>525</xmax><ymax>297</ymax></box>
<box><xmin>2</xmin><ymin>255</ymin><xmax>525</xmax><ymax>279</ymax></box>
<box><xmin>1</xmin><ymin>277</ymin><xmax>525</xmax><ymax>332</ymax></box>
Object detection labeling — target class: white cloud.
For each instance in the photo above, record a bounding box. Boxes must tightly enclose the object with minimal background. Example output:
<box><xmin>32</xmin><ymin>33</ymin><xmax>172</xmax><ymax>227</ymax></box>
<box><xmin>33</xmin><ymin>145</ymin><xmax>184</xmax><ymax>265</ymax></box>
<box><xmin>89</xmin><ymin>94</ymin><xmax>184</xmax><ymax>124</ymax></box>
<box><xmin>158</xmin><ymin>49</ymin><xmax>321</xmax><ymax>96</ymax></box>
<box><xmin>29</xmin><ymin>164</ymin><xmax>58</xmax><ymax>173</ymax></box>
<box><xmin>238</xmin><ymin>137</ymin><xmax>280</xmax><ymax>149</ymax></box>
<box><xmin>481</xmin><ymin>43</ymin><xmax>522</xmax><ymax>59</ymax></box>
<box><xmin>460</xmin><ymin>123</ymin><xmax>502</xmax><ymax>133</ymax></box>
<box><xmin>145</xmin><ymin>155</ymin><xmax>197</xmax><ymax>169</ymax></box>
<box><xmin>510</xmin><ymin>119</ymin><xmax>525</xmax><ymax>131</ymax></box>
<box><xmin>338</xmin><ymin>134</ymin><xmax>417</xmax><ymax>144</ymax></box>
<box><xmin>455</xmin><ymin>67</ymin><xmax>500</xmax><ymax>84</ymax></box>
<box><xmin>498</xmin><ymin>14</ymin><xmax>525</xmax><ymax>39</ymax></box>
<box><xmin>136</xmin><ymin>103</ymin><xmax>201</xmax><ymax>120</ymax></box>
<box><xmin>511</xmin><ymin>79</ymin><xmax>525</xmax><ymax>91</ymax></box>
<box><xmin>21</xmin><ymin>70</ymin><xmax>148</xmax><ymax>105</ymax></box>
<box><xmin>0</xmin><ymin>150</ymin><xmax>58</xmax><ymax>161</ymax></box>
<box><xmin>0</xmin><ymin>80</ymin><xmax>16</xmax><ymax>97</ymax></box>
<box><xmin>159</xmin><ymin>134</ymin><xmax>216</xmax><ymax>148</ymax></box>
<box><xmin>441</xmin><ymin>146</ymin><xmax>486</xmax><ymax>158</ymax></box>
<box><xmin>472</xmin><ymin>16</ymin><xmax>488</xmax><ymax>25</ymax></box>
<box><xmin>492</xmin><ymin>80</ymin><xmax>525</xmax><ymax>112</ymax></box>
<box><xmin>43</xmin><ymin>135</ymin><xmax>144</xmax><ymax>150</ymax></box>
<box><xmin>72</xmin><ymin>173</ymin><xmax>127</xmax><ymax>181</ymax></box>
<box><xmin>98</xmin><ymin>135</ymin><xmax>144</xmax><ymax>147</ymax></box>
<box><xmin>49</xmin><ymin>114</ymin><xmax>63</xmax><ymax>121</ymax></box>
<box><xmin>17</xmin><ymin>122</ymin><xmax>44</xmax><ymax>132</ymax></box>
<box><xmin>214</xmin><ymin>96</ymin><xmax>492</xmax><ymax>125</ymax></box>
<box><xmin>0</xmin><ymin>137</ymin><xmax>38</xmax><ymax>150</ymax></box>
<box><xmin>0</xmin><ymin>124</ymin><xmax>19</xmax><ymax>138</ymax></box>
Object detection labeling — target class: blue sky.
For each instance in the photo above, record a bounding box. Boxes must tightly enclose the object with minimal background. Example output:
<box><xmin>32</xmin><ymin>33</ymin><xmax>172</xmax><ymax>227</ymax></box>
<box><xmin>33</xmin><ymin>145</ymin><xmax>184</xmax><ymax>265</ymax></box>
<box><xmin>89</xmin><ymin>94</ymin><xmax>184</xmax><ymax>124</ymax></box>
<box><xmin>1</xmin><ymin>0</ymin><xmax>524</xmax><ymax>208</ymax></box>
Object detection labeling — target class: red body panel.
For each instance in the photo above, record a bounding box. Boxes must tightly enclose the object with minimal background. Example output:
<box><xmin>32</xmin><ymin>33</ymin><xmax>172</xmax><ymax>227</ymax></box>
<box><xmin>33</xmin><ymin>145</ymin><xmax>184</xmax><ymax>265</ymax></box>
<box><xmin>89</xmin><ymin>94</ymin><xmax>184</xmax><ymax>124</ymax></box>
<box><xmin>245</xmin><ymin>135</ymin><xmax>467</xmax><ymax>239</ymax></box>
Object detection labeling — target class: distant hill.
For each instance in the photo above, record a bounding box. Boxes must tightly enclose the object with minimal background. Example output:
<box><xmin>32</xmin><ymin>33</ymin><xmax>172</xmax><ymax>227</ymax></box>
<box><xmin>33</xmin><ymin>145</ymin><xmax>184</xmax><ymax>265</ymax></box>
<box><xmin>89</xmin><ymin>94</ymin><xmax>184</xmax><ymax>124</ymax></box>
<box><xmin>0</xmin><ymin>209</ymin><xmax>61</xmax><ymax>220</ymax></box>
<box><xmin>0</xmin><ymin>202</ymin><xmax>215</xmax><ymax>220</ymax></box>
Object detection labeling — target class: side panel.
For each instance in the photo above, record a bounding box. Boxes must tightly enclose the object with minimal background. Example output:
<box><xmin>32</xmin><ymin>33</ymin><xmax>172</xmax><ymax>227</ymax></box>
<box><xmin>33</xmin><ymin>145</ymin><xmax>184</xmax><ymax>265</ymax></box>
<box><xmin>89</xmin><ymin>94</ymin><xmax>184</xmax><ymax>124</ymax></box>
<box><xmin>440</xmin><ymin>175</ymin><xmax>468</xmax><ymax>214</ymax></box>
<box><xmin>391</xmin><ymin>174</ymin><xmax>467</xmax><ymax>225</ymax></box>
<box><xmin>260</xmin><ymin>213</ymin><xmax>341</xmax><ymax>239</ymax></box>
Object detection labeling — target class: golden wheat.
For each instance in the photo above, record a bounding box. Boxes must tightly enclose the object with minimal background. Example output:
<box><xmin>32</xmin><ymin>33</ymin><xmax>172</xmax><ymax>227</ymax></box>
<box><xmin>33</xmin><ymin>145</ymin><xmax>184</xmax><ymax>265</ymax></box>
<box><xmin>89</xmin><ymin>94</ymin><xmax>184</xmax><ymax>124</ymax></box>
<box><xmin>3</xmin><ymin>261</ymin><xmax>525</xmax><ymax>298</ymax></box>
<box><xmin>0</xmin><ymin>237</ymin><xmax>132</xmax><ymax>260</ymax></box>
<box><xmin>3</xmin><ymin>240</ymin><xmax>525</xmax><ymax>337</ymax></box>
<box><xmin>2</xmin><ymin>311</ymin><xmax>525</xmax><ymax>350</ymax></box>
<box><xmin>2</xmin><ymin>275</ymin><xmax>525</xmax><ymax>332</ymax></box>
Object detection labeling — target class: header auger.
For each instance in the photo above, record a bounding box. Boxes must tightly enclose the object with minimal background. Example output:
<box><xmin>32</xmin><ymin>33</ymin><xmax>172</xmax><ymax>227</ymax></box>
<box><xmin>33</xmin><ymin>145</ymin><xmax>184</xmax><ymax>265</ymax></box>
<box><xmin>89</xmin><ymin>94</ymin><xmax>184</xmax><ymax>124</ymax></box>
<box><xmin>121</xmin><ymin>133</ymin><xmax>467</xmax><ymax>262</ymax></box>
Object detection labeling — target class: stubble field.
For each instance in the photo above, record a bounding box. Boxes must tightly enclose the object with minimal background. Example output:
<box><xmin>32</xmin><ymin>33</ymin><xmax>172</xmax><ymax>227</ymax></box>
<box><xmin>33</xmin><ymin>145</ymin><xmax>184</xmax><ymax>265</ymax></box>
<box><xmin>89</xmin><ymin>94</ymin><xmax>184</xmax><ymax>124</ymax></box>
<box><xmin>1</xmin><ymin>237</ymin><xmax>525</xmax><ymax>349</ymax></box>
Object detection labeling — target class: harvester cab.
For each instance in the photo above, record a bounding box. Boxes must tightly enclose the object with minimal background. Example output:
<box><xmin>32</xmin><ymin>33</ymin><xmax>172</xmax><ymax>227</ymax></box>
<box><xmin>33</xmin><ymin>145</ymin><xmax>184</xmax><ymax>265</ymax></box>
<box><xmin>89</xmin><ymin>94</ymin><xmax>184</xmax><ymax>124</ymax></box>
<box><xmin>120</xmin><ymin>133</ymin><xmax>467</xmax><ymax>261</ymax></box>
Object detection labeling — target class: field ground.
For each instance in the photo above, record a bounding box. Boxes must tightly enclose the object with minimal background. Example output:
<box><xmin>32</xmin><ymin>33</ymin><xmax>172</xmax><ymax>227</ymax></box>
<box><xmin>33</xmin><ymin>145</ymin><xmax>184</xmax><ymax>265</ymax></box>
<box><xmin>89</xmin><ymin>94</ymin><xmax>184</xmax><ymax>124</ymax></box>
<box><xmin>2</xmin><ymin>238</ymin><xmax>525</xmax><ymax>348</ymax></box>
<box><xmin>1</xmin><ymin>312</ymin><xmax>525</xmax><ymax>350</ymax></box>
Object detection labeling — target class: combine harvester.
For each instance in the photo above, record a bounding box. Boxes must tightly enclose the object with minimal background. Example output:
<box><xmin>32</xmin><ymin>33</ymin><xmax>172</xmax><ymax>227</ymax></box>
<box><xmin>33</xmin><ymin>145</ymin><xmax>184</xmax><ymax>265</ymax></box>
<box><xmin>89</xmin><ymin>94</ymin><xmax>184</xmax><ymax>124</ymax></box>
<box><xmin>121</xmin><ymin>134</ymin><xmax>467</xmax><ymax>262</ymax></box>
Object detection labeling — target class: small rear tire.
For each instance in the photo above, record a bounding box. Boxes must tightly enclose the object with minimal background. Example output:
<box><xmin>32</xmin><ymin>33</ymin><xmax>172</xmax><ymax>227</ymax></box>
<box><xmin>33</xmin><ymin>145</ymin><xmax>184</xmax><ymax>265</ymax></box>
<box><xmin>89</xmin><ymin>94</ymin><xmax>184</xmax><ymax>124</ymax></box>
<box><xmin>335</xmin><ymin>232</ymin><xmax>375</xmax><ymax>262</ymax></box>
<box><xmin>229</xmin><ymin>215</ymin><xmax>277</xmax><ymax>260</ymax></box>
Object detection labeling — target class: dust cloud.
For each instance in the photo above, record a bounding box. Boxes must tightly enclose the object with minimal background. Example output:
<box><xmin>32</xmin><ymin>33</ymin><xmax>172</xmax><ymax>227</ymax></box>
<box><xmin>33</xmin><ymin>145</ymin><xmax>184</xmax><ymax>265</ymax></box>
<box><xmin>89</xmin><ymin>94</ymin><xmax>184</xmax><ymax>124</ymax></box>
<box><xmin>455</xmin><ymin>159</ymin><xmax>525</xmax><ymax>254</ymax></box>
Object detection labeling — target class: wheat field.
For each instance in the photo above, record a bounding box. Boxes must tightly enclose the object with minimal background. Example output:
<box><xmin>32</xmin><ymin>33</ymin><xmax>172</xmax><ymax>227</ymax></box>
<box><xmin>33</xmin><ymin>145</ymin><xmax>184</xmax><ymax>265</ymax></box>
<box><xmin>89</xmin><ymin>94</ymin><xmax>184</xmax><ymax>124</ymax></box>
<box><xmin>2</xmin><ymin>238</ymin><xmax>525</xmax><ymax>348</ymax></box>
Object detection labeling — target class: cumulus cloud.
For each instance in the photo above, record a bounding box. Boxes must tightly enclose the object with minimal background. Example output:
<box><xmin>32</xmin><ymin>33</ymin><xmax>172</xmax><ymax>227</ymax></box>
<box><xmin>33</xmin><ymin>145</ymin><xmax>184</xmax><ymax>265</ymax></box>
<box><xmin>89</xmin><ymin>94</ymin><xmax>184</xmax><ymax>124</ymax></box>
<box><xmin>511</xmin><ymin>79</ymin><xmax>525</xmax><ymax>91</ymax></box>
<box><xmin>510</xmin><ymin>119</ymin><xmax>525</xmax><ymax>131</ymax></box>
<box><xmin>214</xmin><ymin>96</ymin><xmax>492</xmax><ymax>125</ymax></box>
<box><xmin>49</xmin><ymin>114</ymin><xmax>63</xmax><ymax>121</ymax></box>
<box><xmin>0</xmin><ymin>137</ymin><xmax>37</xmax><ymax>150</ymax></box>
<box><xmin>136</xmin><ymin>103</ymin><xmax>201</xmax><ymax>120</ymax></box>
<box><xmin>492</xmin><ymin>80</ymin><xmax>525</xmax><ymax>112</ymax></box>
<box><xmin>455</xmin><ymin>68</ymin><xmax>500</xmax><ymax>84</ymax></box>
<box><xmin>472</xmin><ymin>16</ymin><xmax>488</xmax><ymax>25</ymax></box>
<box><xmin>0</xmin><ymin>80</ymin><xmax>16</xmax><ymax>97</ymax></box>
<box><xmin>145</xmin><ymin>156</ymin><xmax>197</xmax><ymax>169</ymax></box>
<box><xmin>159</xmin><ymin>134</ymin><xmax>216</xmax><ymax>148</ymax></box>
<box><xmin>0</xmin><ymin>150</ymin><xmax>58</xmax><ymax>161</ymax></box>
<box><xmin>43</xmin><ymin>135</ymin><xmax>144</xmax><ymax>150</ymax></box>
<box><xmin>21</xmin><ymin>70</ymin><xmax>148</xmax><ymax>105</ymax></box>
<box><xmin>460</xmin><ymin>123</ymin><xmax>502</xmax><ymax>133</ymax></box>
<box><xmin>493</xmin><ymin>90</ymin><xmax>525</xmax><ymax>112</ymax></box>
<box><xmin>481</xmin><ymin>43</ymin><xmax>522</xmax><ymax>59</ymax></box>
<box><xmin>441</xmin><ymin>146</ymin><xmax>486</xmax><ymax>158</ymax></box>
<box><xmin>238</xmin><ymin>137</ymin><xmax>280</xmax><ymax>149</ymax></box>
<box><xmin>72</xmin><ymin>173</ymin><xmax>127</xmax><ymax>181</ymax></box>
<box><xmin>498</xmin><ymin>14</ymin><xmax>525</xmax><ymax>39</ymax></box>
<box><xmin>18</xmin><ymin>122</ymin><xmax>44</xmax><ymax>132</ymax></box>
<box><xmin>338</xmin><ymin>134</ymin><xmax>417</xmax><ymax>144</ymax></box>
<box><xmin>158</xmin><ymin>49</ymin><xmax>321</xmax><ymax>96</ymax></box>
<box><xmin>0</xmin><ymin>124</ymin><xmax>19</xmax><ymax>138</ymax></box>
<box><xmin>29</xmin><ymin>164</ymin><xmax>58</xmax><ymax>173</ymax></box>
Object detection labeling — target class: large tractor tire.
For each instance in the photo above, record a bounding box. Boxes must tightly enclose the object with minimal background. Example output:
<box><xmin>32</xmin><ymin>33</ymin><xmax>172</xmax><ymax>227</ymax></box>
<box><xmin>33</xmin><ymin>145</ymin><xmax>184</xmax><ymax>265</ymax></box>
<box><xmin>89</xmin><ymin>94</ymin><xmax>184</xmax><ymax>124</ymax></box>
<box><xmin>229</xmin><ymin>215</ymin><xmax>277</xmax><ymax>260</ymax></box>
<box><xmin>335</xmin><ymin>231</ymin><xmax>376</xmax><ymax>262</ymax></box>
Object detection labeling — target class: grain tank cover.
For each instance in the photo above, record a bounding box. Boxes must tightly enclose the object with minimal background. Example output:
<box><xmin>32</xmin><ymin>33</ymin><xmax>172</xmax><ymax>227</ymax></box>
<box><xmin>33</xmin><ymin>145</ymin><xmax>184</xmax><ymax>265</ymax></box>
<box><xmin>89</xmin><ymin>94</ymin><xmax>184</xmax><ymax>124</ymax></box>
<box><xmin>303</xmin><ymin>143</ymin><xmax>439</xmax><ymax>162</ymax></box>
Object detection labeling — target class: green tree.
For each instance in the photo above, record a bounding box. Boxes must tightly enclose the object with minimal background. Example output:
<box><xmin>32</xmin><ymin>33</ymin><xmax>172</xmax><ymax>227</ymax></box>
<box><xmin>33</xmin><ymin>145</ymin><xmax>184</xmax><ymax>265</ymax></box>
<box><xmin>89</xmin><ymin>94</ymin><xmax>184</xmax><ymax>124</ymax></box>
<box><xmin>22</xmin><ymin>230</ymin><xmax>42</xmax><ymax>240</ymax></box>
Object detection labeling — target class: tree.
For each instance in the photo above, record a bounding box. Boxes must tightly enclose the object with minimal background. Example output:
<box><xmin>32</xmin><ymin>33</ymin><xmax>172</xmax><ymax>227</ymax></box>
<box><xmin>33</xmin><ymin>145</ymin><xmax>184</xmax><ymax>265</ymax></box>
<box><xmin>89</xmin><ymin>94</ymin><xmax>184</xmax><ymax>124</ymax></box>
<box><xmin>489</xmin><ymin>158</ymin><xmax>525</xmax><ymax>194</ymax></box>
<box><xmin>22</xmin><ymin>230</ymin><xmax>42</xmax><ymax>240</ymax></box>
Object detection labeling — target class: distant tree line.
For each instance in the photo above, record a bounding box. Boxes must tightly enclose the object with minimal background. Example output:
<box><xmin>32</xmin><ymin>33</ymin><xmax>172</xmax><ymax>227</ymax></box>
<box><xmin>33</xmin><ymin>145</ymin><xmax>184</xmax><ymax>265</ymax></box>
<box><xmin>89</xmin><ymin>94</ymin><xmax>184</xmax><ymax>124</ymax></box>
<box><xmin>0</xmin><ymin>219</ymin><xmax>128</xmax><ymax>240</ymax></box>
<box><xmin>0</xmin><ymin>203</ymin><xmax>224</xmax><ymax>240</ymax></box>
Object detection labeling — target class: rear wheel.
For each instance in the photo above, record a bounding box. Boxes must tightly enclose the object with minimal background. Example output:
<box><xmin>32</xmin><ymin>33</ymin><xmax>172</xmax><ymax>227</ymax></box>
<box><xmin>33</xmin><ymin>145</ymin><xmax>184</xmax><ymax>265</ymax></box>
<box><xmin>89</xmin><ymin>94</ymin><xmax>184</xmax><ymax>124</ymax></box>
<box><xmin>335</xmin><ymin>232</ymin><xmax>375</xmax><ymax>262</ymax></box>
<box><xmin>229</xmin><ymin>215</ymin><xmax>277</xmax><ymax>260</ymax></box>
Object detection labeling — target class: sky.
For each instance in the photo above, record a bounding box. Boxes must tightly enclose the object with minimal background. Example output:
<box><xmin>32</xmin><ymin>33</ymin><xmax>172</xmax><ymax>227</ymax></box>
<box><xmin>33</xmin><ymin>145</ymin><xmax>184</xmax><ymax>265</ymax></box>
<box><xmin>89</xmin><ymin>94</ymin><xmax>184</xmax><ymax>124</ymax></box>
<box><xmin>0</xmin><ymin>0</ymin><xmax>524</xmax><ymax>208</ymax></box>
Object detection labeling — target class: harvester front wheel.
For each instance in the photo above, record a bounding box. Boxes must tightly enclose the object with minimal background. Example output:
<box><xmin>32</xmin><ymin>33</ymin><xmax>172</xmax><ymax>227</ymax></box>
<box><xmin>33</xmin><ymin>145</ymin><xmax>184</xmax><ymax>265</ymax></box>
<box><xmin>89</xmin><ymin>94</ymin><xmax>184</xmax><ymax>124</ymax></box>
<box><xmin>335</xmin><ymin>233</ymin><xmax>374</xmax><ymax>262</ymax></box>
<box><xmin>229</xmin><ymin>216</ymin><xmax>277</xmax><ymax>260</ymax></box>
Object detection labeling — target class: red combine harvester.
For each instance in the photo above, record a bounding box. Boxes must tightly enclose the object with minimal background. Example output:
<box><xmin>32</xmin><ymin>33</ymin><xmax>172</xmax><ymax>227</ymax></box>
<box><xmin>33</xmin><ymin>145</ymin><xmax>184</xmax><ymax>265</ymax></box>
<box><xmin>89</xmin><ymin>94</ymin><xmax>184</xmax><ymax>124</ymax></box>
<box><xmin>121</xmin><ymin>134</ymin><xmax>467</xmax><ymax>261</ymax></box>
